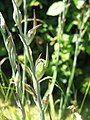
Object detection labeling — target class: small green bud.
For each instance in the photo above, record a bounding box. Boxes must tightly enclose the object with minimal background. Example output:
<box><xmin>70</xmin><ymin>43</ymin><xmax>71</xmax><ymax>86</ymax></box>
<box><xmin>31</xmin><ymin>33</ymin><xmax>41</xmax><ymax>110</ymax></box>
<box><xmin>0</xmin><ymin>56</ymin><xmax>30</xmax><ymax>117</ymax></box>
<box><xmin>35</xmin><ymin>45</ymin><xmax>48</xmax><ymax>80</ymax></box>
<box><xmin>35</xmin><ymin>59</ymin><xmax>46</xmax><ymax>80</ymax></box>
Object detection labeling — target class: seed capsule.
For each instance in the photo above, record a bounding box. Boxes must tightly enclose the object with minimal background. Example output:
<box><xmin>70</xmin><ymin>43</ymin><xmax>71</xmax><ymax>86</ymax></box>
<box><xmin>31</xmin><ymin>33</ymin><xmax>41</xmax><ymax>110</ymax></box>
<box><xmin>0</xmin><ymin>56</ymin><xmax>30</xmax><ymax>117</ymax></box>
<box><xmin>35</xmin><ymin>45</ymin><xmax>48</xmax><ymax>80</ymax></box>
<box><xmin>35</xmin><ymin>59</ymin><xmax>46</xmax><ymax>80</ymax></box>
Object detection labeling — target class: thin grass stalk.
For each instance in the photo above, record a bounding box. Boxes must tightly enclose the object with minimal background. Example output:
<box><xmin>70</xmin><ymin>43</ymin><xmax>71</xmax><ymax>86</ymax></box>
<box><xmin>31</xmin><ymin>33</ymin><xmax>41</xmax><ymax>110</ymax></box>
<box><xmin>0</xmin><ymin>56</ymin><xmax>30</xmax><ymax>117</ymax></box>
<box><xmin>43</xmin><ymin>11</ymin><xmax>63</xmax><ymax>120</ymax></box>
<box><xmin>49</xmin><ymin>68</ymin><xmax>58</xmax><ymax>95</ymax></box>
<box><xmin>63</xmin><ymin>6</ymin><xmax>89</xmax><ymax>113</ymax></box>
<box><xmin>12</xmin><ymin>1</ymin><xmax>27</xmax><ymax>119</ymax></box>
<box><xmin>35</xmin><ymin>83</ymin><xmax>45</xmax><ymax>120</ymax></box>
<box><xmin>22</xmin><ymin>0</ymin><xmax>28</xmax><ymax>105</ymax></box>
<box><xmin>63</xmin><ymin>37</ymin><xmax>79</xmax><ymax>110</ymax></box>
<box><xmin>58</xmin><ymin>93</ymin><xmax>64</xmax><ymax>120</ymax></box>
<box><xmin>0</xmin><ymin>68</ymin><xmax>4</xmax><ymax>84</ymax></box>
<box><xmin>0</xmin><ymin>66</ymin><xmax>5</xmax><ymax>96</ymax></box>
<box><xmin>30</xmin><ymin>71</ymin><xmax>45</xmax><ymax>120</ymax></box>
<box><xmin>14</xmin><ymin>92</ymin><xmax>26</xmax><ymax>120</ymax></box>
<box><xmin>0</xmin><ymin>58</ymin><xmax>13</xmax><ymax>99</ymax></box>
<box><xmin>22</xmin><ymin>19</ymin><xmax>45</xmax><ymax>120</ymax></box>
<box><xmin>5</xmin><ymin>82</ymin><xmax>12</xmax><ymax>102</ymax></box>
<box><xmin>49</xmin><ymin>94</ymin><xmax>56</xmax><ymax>120</ymax></box>
<box><xmin>48</xmin><ymin>109</ymin><xmax>52</xmax><ymax>120</ymax></box>
<box><xmin>0</xmin><ymin>84</ymin><xmax>5</xmax><ymax>97</ymax></box>
<box><xmin>43</xmin><ymin>14</ymin><xmax>61</xmax><ymax>119</ymax></box>
<box><xmin>21</xmin><ymin>63</ymin><xmax>45</xmax><ymax>120</ymax></box>
<box><xmin>42</xmin><ymin>55</ymin><xmax>59</xmax><ymax>112</ymax></box>
<box><xmin>23</xmin><ymin>0</ymin><xmax>27</xmax><ymax>35</ymax></box>
<box><xmin>79</xmin><ymin>81</ymin><xmax>90</xmax><ymax>113</ymax></box>
<box><xmin>57</xmin><ymin>10</ymin><xmax>65</xmax><ymax>119</ymax></box>
<box><xmin>22</xmin><ymin>53</ymin><xmax>26</xmax><ymax>105</ymax></box>
<box><xmin>14</xmin><ymin>2</ymin><xmax>45</xmax><ymax>119</ymax></box>
<box><xmin>45</xmin><ymin>13</ymin><xmax>61</xmax><ymax>97</ymax></box>
<box><xmin>12</xmin><ymin>0</ymin><xmax>28</xmax><ymax>107</ymax></box>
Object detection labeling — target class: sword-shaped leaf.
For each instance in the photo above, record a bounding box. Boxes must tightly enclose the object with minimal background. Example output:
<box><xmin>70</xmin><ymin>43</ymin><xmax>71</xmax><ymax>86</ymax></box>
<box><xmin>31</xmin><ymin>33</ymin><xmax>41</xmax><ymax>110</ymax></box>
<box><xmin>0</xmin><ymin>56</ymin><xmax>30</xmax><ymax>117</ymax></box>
<box><xmin>0</xmin><ymin>12</ymin><xmax>17</xmax><ymax>76</ymax></box>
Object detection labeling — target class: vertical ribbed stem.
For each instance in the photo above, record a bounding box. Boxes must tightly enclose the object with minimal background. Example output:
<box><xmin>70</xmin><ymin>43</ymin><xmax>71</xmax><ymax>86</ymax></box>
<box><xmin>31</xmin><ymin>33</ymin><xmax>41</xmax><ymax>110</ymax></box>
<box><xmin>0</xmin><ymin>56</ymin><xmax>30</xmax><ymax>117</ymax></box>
<box><xmin>63</xmin><ymin>39</ymin><xmax>79</xmax><ymax>110</ymax></box>
<box><xmin>79</xmin><ymin>81</ymin><xmax>90</xmax><ymax>113</ymax></box>
<box><xmin>22</xmin><ymin>0</ymin><xmax>27</xmax><ymax>106</ymax></box>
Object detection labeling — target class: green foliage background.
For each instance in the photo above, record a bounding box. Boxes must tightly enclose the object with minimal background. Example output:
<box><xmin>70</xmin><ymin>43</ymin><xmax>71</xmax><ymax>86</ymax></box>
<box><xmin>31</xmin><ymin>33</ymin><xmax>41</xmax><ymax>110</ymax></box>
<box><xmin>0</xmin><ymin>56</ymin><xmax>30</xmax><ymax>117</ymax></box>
<box><xmin>0</xmin><ymin>0</ymin><xmax>90</xmax><ymax>119</ymax></box>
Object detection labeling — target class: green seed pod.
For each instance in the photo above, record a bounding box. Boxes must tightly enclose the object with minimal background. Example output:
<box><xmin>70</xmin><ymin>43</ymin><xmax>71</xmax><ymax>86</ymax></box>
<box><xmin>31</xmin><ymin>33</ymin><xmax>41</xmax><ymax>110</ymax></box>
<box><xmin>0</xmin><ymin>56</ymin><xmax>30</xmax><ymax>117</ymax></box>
<box><xmin>35</xmin><ymin>45</ymin><xmax>48</xmax><ymax>80</ymax></box>
<box><xmin>35</xmin><ymin>59</ymin><xmax>46</xmax><ymax>80</ymax></box>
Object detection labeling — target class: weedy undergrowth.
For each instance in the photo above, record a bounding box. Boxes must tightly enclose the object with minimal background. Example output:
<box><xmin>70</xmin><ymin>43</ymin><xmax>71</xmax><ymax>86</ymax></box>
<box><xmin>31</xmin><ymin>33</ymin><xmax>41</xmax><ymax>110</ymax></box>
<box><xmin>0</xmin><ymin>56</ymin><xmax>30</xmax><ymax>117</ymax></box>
<box><xmin>46</xmin><ymin>0</ymin><xmax>90</xmax><ymax>120</ymax></box>
<box><xmin>0</xmin><ymin>0</ymin><xmax>90</xmax><ymax>120</ymax></box>
<box><xmin>0</xmin><ymin>0</ymin><xmax>47</xmax><ymax>119</ymax></box>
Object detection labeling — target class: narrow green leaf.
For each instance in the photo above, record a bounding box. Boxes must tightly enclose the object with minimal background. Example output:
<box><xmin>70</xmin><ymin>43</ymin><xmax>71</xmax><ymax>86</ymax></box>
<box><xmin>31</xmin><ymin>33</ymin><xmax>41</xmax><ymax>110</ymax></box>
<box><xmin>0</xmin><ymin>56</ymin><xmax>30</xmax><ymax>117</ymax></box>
<box><xmin>24</xmin><ymin>83</ymin><xmax>37</xmax><ymax>98</ymax></box>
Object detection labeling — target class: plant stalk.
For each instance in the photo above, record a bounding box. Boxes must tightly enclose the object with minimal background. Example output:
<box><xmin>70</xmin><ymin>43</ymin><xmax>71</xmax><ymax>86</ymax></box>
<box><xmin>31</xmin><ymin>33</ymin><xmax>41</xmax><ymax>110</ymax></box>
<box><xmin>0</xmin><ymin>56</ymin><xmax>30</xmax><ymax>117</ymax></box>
<box><xmin>79</xmin><ymin>81</ymin><xmax>90</xmax><ymax>113</ymax></box>
<box><xmin>63</xmin><ymin>39</ymin><xmax>79</xmax><ymax>110</ymax></box>
<box><xmin>22</xmin><ymin>0</ymin><xmax>28</xmax><ymax>106</ymax></box>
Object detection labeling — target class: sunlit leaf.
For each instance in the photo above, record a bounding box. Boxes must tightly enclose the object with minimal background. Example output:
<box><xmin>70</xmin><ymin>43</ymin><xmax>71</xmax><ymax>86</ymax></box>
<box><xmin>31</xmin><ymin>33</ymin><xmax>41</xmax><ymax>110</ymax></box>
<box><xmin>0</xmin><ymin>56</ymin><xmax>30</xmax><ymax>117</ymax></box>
<box><xmin>47</xmin><ymin>1</ymin><xmax>65</xmax><ymax>16</ymax></box>
<box><xmin>73</xmin><ymin>0</ymin><xmax>85</xmax><ymax>9</ymax></box>
<box><xmin>30</xmin><ymin>0</ymin><xmax>42</xmax><ymax>8</ymax></box>
<box><xmin>0</xmin><ymin>12</ymin><xmax>5</xmax><ymax>28</ymax></box>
